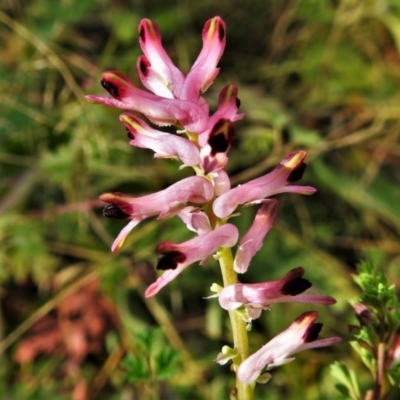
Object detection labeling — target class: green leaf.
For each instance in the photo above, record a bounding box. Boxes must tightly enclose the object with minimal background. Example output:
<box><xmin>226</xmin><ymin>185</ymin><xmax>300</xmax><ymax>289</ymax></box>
<box><xmin>123</xmin><ymin>354</ymin><xmax>149</xmax><ymax>383</ymax></box>
<box><xmin>330</xmin><ymin>361</ymin><xmax>361</xmax><ymax>400</ymax></box>
<box><xmin>154</xmin><ymin>347</ymin><xmax>181</xmax><ymax>381</ymax></box>
<box><xmin>388</xmin><ymin>362</ymin><xmax>400</xmax><ymax>386</ymax></box>
<box><xmin>134</xmin><ymin>328</ymin><xmax>162</xmax><ymax>354</ymax></box>
<box><xmin>350</xmin><ymin>340</ymin><xmax>375</xmax><ymax>373</ymax></box>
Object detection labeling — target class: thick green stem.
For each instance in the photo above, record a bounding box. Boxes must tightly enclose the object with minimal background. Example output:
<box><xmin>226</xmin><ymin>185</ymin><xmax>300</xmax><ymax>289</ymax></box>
<box><xmin>218</xmin><ymin>247</ymin><xmax>253</xmax><ymax>400</ymax></box>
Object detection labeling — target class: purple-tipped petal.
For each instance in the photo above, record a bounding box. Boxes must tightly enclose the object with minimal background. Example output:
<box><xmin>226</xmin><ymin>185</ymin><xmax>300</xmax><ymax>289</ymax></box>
<box><xmin>137</xmin><ymin>19</ymin><xmax>185</xmax><ymax>97</ymax></box>
<box><xmin>182</xmin><ymin>17</ymin><xmax>226</xmax><ymax>102</ymax></box>
<box><xmin>100</xmin><ymin>176</ymin><xmax>214</xmax><ymax>251</ymax></box>
<box><xmin>120</xmin><ymin>113</ymin><xmax>200</xmax><ymax>167</ymax></box>
<box><xmin>199</xmin><ymin>84</ymin><xmax>244</xmax><ymax>148</ymax></box>
<box><xmin>137</xmin><ymin>55</ymin><xmax>174</xmax><ymax>99</ymax></box>
<box><xmin>213</xmin><ymin>84</ymin><xmax>244</xmax><ymax>122</ymax></box>
<box><xmin>234</xmin><ymin>199</ymin><xmax>278</xmax><ymax>273</ymax></box>
<box><xmin>218</xmin><ymin>267</ymin><xmax>336</xmax><ymax>314</ymax></box>
<box><xmin>86</xmin><ymin>70</ymin><xmax>207</xmax><ymax>133</ymax></box>
<box><xmin>145</xmin><ymin>223</ymin><xmax>239</xmax><ymax>297</ymax></box>
<box><xmin>237</xmin><ymin>311</ymin><xmax>341</xmax><ymax>384</ymax></box>
<box><xmin>213</xmin><ymin>151</ymin><xmax>315</xmax><ymax>218</ymax></box>
<box><xmin>200</xmin><ymin>119</ymin><xmax>234</xmax><ymax>174</ymax></box>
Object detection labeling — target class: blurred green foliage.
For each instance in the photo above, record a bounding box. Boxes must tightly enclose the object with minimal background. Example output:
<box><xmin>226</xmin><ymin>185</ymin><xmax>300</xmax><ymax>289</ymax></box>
<box><xmin>1</xmin><ymin>0</ymin><xmax>400</xmax><ymax>399</ymax></box>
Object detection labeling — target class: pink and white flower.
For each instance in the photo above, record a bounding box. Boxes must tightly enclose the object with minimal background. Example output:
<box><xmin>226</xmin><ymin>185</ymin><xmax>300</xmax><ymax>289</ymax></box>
<box><xmin>210</xmin><ymin>169</ymin><xmax>231</xmax><ymax>196</ymax></box>
<box><xmin>181</xmin><ymin>17</ymin><xmax>226</xmax><ymax>102</ymax></box>
<box><xmin>198</xmin><ymin>84</ymin><xmax>244</xmax><ymax>173</ymax></box>
<box><xmin>86</xmin><ymin>17</ymin><xmax>227</xmax><ymax>134</ymax></box>
<box><xmin>200</xmin><ymin>118</ymin><xmax>235</xmax><ymax>173</ymax></box>
<box><xmin>145</xmin><ymin>223</ymin><xmax>239</xmax><ymax>297</ymax></box>
<box><xmin>100</xmin><ymin>176</ymin><xmax>214</xmax><ymax>251</ymax></box>
<box><xmin>177</xmin><ymin>207</ymin><xmax>212</xmax><ymax>236</ymax></box>
<box><xmin>237</xmin><ymin>311</ymin><xmax>341</xmax><ymax>384</ymax></box>
<box><xmin>234</xmin><ymin>199</ymin><xmax>278</xmax><ymax>273</ymax></box>
<box><xmin>137</xmin><ymin>18</ymin><xmax>185</xmax><ymax>99</ymax></box>
<box><xmin>120</xmin><ymin>112</ymin><xmax>200</xmax><ymax>167</ymax></box>
<box><xmin>218</xmin><ymin>267</ymin><xmax>336</xmax><ymax>321</ymax></box>
<box><xmin>86</xmin><ymin>70</ymin><xmax>207</xmax><ymax>132</ymax></box>
<box><xmin>213</xmin><ymin>151</ymin><xmax>316</xmax><ymax>219</ymax></box>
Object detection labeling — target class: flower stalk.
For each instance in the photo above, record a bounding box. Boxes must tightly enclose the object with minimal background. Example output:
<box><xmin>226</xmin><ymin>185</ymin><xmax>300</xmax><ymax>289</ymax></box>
<box><xmin>218</xmin><ymin>246</ymin><xmax>253</xmax><ymax>400</ymax></box>
<box><xmin>88</xmin><ymin>15</ymin><xmax>340</xmax><ymax>399</ymax></box>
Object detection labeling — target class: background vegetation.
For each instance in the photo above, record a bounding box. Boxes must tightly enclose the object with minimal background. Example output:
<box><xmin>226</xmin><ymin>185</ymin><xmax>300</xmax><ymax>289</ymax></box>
<box><xmin>1</xmin><ymin>0</ymin><xmax>400</xmax><ymax>399</ymax></box>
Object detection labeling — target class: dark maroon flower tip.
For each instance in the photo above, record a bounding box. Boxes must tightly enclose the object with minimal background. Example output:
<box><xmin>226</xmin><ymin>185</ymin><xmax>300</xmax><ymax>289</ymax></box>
<box><xmin>287</xmin><ymin>162</ymin><xmax>307</xmax><ymax>183</ymax></box>
<box><xmin>282</xmin><ymin>277</ymin><xmax>312</xmax><ymax>296</ymax></box>
<box><xmin>101</xmin><ymin>79</ymin><xmax>120</xmax><ymax>98</ymax></box>
<box><xmin>156</xmin><ymin>251</ymin><xmax>187</xmax><ymax>270</ymax></box>
<box><xmin>218</xmin><ymin>22</ymin><xmax>225</xmax><ymax>41</ymax></box>
<box><xmin>138</xmin><ymin>56</ymin><xmax>150</xmax><ymax>77</ymax></box>
<box><xmin>139</xmin><ymin>25</ymin><xmax>146</xmax><ymax>42</ymax></box>
<box><xmin>103</xmin><ymin>204</ymin><xmax>130</xmax><ymax>220</ymax></box>
<box><xmin>209</xmin><ymin>133</ymin><xmax>228</xmax><ymax>153</ymax></box>
<box><xmin>125</xmin><ymin>128</ymin><xmax>135</xmax><ymax>140</ymax></box>
<box><xmin>303</xmin><ymin>322</ymin><xmax>323</xmax><ymax>343</ymax></box>
<box><xmin>139</xmin><ymin>19</ymin><xmax>161</xmax><ymax>44</ymax></box>
<box><xmin>209</xmin><ymin>17</ymin><xmax>226</xmax><ymax>42</ymax></box>
<box><xmin>203</xmin><ymin>17</ymin><xmax>226</xmax><ymax>42</ymax></box>
<box><xmin>208</xmin><ymin>119</ymin><xmax>234</xmax><ymax>155</ymax></box>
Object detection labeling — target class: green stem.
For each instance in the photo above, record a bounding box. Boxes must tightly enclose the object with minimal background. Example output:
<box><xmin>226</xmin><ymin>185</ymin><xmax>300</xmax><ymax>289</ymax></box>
<box><xmin>218</xmin><ymin>247</ymin><xmax>253</xmax><ymax>400</ymax></box>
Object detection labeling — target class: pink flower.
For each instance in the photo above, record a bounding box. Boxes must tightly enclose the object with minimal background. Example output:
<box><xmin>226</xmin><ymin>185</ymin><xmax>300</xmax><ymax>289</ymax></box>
<box><xmin>137</xmin><ymin>18</ymin><xmax>185</xmax><ymax>99</ymax></box>
<box><xmin>211</xmin><ymin>83</ymin><xmax>244</xmax><ymax>124</ymax></box>
<box><xmin>145</xmin><ymin>223</ymin><xmax>239</xmax><ymax>297</ymax></box>
<box><xmin>181</xmin><ymin>17</ymin><xmax>226</xmax><ymax>102</ymax></box>
<box><xmin>198</xmin><ymin>83</ymin><xmax>244</xmax><ymax>148</ymax></box>
<box><xmin>100</xmin><ymin>176</ymin><xmax>214</xmax><ymax>251</ymax></box>
<box><xmin>198</xmin><ymin>84</ymin><xmax>244</xmax><ymax>173</ymax></box>
<box><xmin>86</xmin><ymin>70</ymin><xmax>207</xmax><ymax>133</ymax></box>
<box><xmin>177</xmin><ymin>207</ymin><xmax>212</xmax><ymax>236</ymax></box>
<box><xmin>138</xmin><ymin>17</ymin><xmax>226</xmax><ymax>103</ymax></box>
<box><xmin>218</xmin><ymin>267</ymin><xmax>336</xmax><ymax>321</ymax></box>
<box><xmin>213</xmin><ymin>151</ymin><xmax>316</xmax><ymax>219</ymax></box>
<box><xmin>86</xmin><ymin>17</ymin><xmax>227</xmax><ymax>134</ymax></box>
<box><xmin>234</xmin><ymin>199</ymin><xmax>278</xmax><ymax>273</ymax></box>
<box><xmin>119</xmin><ymin>112</ymin><xmax>200</xmax><ymax>167</ymax></box>
<box><xmin>210</xmin><ymin>169</ymin><xmax>231</xmax><ymax>196</ymax></box>
<box><xmin>237</xmin><ymin>311</ymin><xmax>342</xmax><ymax>384</ymax></box>
<box><xmin>200</xmin><ymin>119</ymin><xmax>235</xmax><ymax>173</ymax></box>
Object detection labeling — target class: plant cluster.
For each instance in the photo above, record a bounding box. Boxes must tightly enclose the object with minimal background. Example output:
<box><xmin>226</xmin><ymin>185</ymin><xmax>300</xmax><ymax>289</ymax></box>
<box><xmin>332</xmin><ymin>261</ymin><xmax>400</xmax><ymax>400</ymax></box>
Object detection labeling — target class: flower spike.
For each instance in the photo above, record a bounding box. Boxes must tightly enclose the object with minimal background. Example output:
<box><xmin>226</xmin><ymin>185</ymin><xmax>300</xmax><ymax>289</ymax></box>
<box><xmin>87</xmin><ymin>17</ymin><xmax>341</xmax><ymax>393</ymax></box>
<box><xmin>213</xmin><ymin>151</ymin><xmax>316</xmax><ymax>218</ymax></box>
<box><xmin>100</xmin><ymin>176</ymin><xmax>214</xmax><ymax>251</ymax></box>
<box><xmin>145</xmin><ymin>223</ymin><xmax>239</xmax><ymax>297</ymax></box>
<box><xmin>237</xmin><ymin>311</ymin><xmax>342</xmax><ymax>384</ymax></box>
